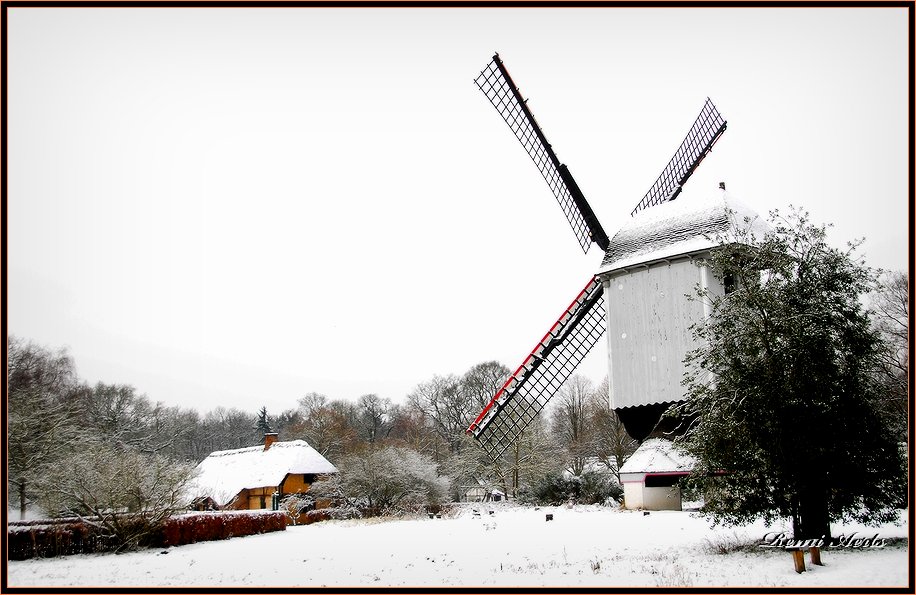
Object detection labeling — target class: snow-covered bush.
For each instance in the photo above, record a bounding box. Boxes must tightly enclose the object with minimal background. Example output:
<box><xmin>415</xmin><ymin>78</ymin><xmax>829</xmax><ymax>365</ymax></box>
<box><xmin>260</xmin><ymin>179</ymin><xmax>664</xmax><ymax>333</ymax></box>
<box><xmin>520</xmin><ymin>471</ymin><xmax>621</xmax><ymax>506</ymax></box>
<box><xmin>36</xmin><ymin>439</ymin><xmax>195</xmax><ymax>551</ymax></box>
<box><xmin>8</xmin><ymin>519</ymin><xmax>115</xmax><ymax>560</ymax></box>
<box><xmin>158</xmin><ymin>511</ymin><xmax>286</xmax><ymax>546</ymax></box>
<box><xmin>313</xmin><ymin>446</ymin><xmax>451</xmax><ymax>516</ymax></box>
<box><xmin>278</xmin><ymin>493</ymin><xmax>314</xmax><ymax>525</ymax></box>
<box><xmin>8</xmin><ymin>511</ymin><xmax>287</xmax><ymax>559</ymax></box>
<box><xmin>578</xmin><ymin>471</ymin><xmax>623</xmax><ymax>505</ymax></box>
<box><xmin>517</xmin><ymin>472</ymin><xmax>574</xmax><ymax>505</ymax></box>
<box><xmin>303</xmin><ymin>505</ymin><xmax>362</xmax><ymax>524</ymax></box>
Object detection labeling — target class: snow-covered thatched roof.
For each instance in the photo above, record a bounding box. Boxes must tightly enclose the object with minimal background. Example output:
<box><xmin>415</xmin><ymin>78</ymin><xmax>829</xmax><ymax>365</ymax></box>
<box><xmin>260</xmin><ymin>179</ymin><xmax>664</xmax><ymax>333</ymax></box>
<box><xmin>188</xmin><ymin>440</ymin><xmax>337</xmax><ymax>506</ymax></box>
<box><xmin>598</xmin><ymin>190</ymin><xmax>766</xmax><ymax>274</ymax></box>
<box><xmin>619</xmin><ymin>438</ymin><xmax>695</xmax><ymax>475</ymax></box>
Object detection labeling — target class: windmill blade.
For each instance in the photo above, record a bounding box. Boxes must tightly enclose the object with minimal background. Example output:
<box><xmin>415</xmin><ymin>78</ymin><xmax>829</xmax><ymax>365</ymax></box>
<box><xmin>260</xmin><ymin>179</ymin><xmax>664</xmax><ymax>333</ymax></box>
<box><xmin>630</xmin><ymin>98</ymin><xmax>727</xmax><ymax>216</ymax></box>
<box><xmin>475</xmin><ymin>54</ymin><xmax>609</xmax><ymax>253</ymax></box>
<box><xmin>467</xmin><ymin>276</ymin><xmax>606</xmax><ymax>460</ymax></box>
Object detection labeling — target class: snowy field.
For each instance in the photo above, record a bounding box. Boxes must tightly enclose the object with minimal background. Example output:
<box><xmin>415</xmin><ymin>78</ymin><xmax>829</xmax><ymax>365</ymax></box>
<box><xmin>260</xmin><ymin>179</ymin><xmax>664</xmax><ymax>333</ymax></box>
<box><xmin>7</xmin><ymin>503</ymin><xmax>910</xmax><ymax>588</ymax></box>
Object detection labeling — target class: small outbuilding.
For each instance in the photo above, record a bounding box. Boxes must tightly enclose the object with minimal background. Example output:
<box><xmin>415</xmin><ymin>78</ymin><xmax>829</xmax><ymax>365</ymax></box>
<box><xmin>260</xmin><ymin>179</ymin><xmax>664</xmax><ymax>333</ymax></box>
<box><xmin>188</xmin><ymin>433</ymin><xmax>338</xmax><ymax>512</ymax></box>
<box><xmin>619</xmin><ymin>438</ymin><xmax>694</xmax><ymax>511</ymax></box>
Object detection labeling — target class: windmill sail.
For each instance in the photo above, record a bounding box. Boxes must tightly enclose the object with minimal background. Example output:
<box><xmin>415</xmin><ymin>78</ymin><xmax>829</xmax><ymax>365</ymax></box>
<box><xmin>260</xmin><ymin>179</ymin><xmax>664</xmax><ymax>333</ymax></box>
<box><xmin>475</xmin><ymin>54</ymin><xmax>609</xmax><ymax>253</ymax></box>
<box><xmin>467</xmin><ymin>276</ymin><xmax>606</xmax><ymax>460</ymax></box>
<box><xmin>630</xmin><ymin>98</ymin><xmax>727</xmax><ymax>216</ymax></box>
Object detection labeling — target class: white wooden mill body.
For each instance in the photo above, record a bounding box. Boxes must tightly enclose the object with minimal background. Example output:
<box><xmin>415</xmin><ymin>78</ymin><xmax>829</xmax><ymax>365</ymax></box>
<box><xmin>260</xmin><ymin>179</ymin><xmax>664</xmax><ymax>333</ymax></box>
<box><xmin>595</xmin><ymin>189</ymin><xmax>766</xmax><ymax>435</ymax></box>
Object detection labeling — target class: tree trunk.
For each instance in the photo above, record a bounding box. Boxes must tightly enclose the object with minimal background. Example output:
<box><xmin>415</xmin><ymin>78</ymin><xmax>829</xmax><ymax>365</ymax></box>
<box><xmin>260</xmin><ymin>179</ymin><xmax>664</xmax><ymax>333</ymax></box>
<box><xmin>794</xmin><ymin>484</ymin><xmax>831</xmax><ymax>541</ymax></box>
<box><xmin>513</xmin><ymin>443</ymin><xmax>521</xmax><ymax>497</ymax></box>
<box><xmin>19</xmin><ymin>481</ymin><xmax>27</xmax><ymax>520</ymax></box>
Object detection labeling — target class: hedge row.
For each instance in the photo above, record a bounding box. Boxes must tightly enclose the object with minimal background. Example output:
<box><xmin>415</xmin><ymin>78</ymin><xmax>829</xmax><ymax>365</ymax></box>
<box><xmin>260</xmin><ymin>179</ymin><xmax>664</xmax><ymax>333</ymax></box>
<box><xmin>8</xmin><ymin>511</ymin><xmax>287</xmax><ymax>560</ymax></box>
<box><xmin>156</xmin><ymin>511</ymin><xmax>287</xmax><ymax>547</ymax></box>
<box><xmin>8</xmin><ymin>521</ymin><xmax>118</xmax><ymax>560</ymax></box>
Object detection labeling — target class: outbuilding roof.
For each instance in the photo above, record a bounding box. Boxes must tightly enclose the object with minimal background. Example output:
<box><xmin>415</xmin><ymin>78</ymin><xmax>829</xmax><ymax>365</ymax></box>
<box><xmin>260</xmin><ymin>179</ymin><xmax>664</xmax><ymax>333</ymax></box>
<box><xmin>598</xmin><ymin>190</ymin><xmax>766</xmax><ymax>274</ymax></box>
<box><xmin>619</xmin><ymin>438</ymin><xmax>695</xmax><ymax>475</ymax></box>
<box><xmin>188</xmin><ymin>439</ymin><xmax>338</xmax><ymax>506</ymax></box>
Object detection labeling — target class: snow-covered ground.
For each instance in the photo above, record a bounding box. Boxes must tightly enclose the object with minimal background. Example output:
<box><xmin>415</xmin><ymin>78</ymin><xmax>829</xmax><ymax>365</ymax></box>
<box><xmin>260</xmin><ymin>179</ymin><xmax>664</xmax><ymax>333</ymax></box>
<box><xmin>7</xmin><ymin>503</ymin><xmax>909</xmax><ymax>588</ymax></box>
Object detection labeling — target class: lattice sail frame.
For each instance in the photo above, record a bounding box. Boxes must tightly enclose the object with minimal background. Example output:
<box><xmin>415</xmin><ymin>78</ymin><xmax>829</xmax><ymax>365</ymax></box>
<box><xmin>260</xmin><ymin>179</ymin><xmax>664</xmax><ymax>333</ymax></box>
<box><xmin>468</xmin><ymin>55</ymin><xmax>728</xmax><ymax>459</ymax></box>
<box><xmin>630</xmin><ymin>98</ymin><xmax>727</xmax><ymax>215</ymax></box>
<box><xmin>475</xmin><ymin>54</ymin><xmax>609</xmax><ymax>253</ymax></box>
<box><xmin>468</xmin><ymin>277</ymin><xmax>606</xmax><ymax>460</ymax></box>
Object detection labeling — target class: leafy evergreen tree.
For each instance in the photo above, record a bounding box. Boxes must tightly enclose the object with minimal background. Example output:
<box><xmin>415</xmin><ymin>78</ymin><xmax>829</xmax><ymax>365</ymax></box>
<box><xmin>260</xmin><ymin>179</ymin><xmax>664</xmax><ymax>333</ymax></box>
<box><xmin>255</xmin><ymin>406</ymin><xmax>273</xmax><ymax>435</ymax></box>
<box><xmin>671</xmin><ymin>209</ymin><xmax>906</xmax><ymax>540</ymax></box>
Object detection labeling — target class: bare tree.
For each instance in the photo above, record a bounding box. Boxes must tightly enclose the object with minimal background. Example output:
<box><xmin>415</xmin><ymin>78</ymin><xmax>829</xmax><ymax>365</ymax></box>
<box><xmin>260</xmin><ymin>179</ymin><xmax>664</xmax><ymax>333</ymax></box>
<box><xmin>7</xmin><ymin>337</ymin><xmax>84</xmax><ymax>519</ymax></box>
<box><xmin>407</xmin><ymin>374</ymin><xmax>470</xmax><ymax>455</ymax></box>
<box><xmin>75</xmin><ymin>382</ymin><xmax>178</xmax><ymax>453</ymax></box>
<box><xmin>356</xmin><ymin>393</ymin><xmax>392</xmax><ymax>444</ymax></box>
<box><xmin>498</xmin><ymin>412</ymin><xmax>560</xmax><ymax>498</ymax></box>
<box><xmin>198</xmin><ymin>406</ymin><xmax>260</xmax><ymax>452</ymax></box>
<box><xmin>297</xmin><ymin>392</ymin><xmax>329</xmax><ymax>417</ymax></box>
<box><xmin>287</xmin><ymin>395</ymin><xmax>359</xmax><ymax>461</ymax></box>
<box><xmin>461</xmin><ymin>361</ymin><xmax>511</xmax><ymax>412</ymax></box>
<box><xmin>591</xmin><ymin>377</ymin><xmax>638</xmax><ymax>483</ymax></box>
<box><xmin>869</xmin><ymin>270</ymin><xmax>908</xmax><ymax>440</ymax></box>
<box><xmin>155</xmin><ymin>406</ymin><xmax>205</xmax><ymax>462</ymax></box>
<box><xmin>386</xmin><ymin>403</ymin><xmax>441</xmax><ymax>457</ymax></box>
<box><xmin>551</xmin><ymin>374</ymin><xmax>596</xmax><ymax>476</ymax></box>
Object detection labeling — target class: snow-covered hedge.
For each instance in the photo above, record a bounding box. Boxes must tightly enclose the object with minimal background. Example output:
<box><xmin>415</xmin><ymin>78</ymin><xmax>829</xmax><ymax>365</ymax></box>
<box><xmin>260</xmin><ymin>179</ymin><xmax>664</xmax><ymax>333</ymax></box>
<box><xmin>157</xmin><ymin>510</ymin><xmax>287</xmax><ymax>547</ymax></box>
<box><xmin>8</xmin><ymin>511</ymin><xmax>287</xmax><ymax>560</ymax></box>
<box><xmin>8</xmin><ymin>519</ymin><xmax>117</xmax><ymax>560</ymax></box>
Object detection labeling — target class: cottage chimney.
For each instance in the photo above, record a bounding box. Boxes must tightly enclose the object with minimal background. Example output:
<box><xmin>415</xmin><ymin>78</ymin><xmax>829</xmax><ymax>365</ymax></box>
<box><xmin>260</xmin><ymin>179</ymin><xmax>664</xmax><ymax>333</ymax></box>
<box><xmin>264</xmin><ymin>432</ymin><xmax>279</xmax><ymax>451</ymax></box>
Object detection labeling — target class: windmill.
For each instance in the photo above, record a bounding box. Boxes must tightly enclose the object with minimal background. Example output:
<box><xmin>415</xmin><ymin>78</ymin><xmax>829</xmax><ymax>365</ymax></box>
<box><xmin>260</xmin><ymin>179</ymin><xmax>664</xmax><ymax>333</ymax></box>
<box><xmin>467</xmin><ymin>53</ymin><xmax>730</xmax><ymax>462</ymax></box>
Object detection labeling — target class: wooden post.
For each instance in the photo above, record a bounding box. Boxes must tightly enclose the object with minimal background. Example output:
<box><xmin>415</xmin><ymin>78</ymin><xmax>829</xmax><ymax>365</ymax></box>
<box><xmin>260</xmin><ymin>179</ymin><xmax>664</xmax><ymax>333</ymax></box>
<box><xmin>809</xmin><ymin>547</ymin><xmax>823</xmax><ymax>566</ymax></box>
<box><xmin>791</xmin><ymin>549</ymin><xmax>806</xmax><ymax>573</ymax></box>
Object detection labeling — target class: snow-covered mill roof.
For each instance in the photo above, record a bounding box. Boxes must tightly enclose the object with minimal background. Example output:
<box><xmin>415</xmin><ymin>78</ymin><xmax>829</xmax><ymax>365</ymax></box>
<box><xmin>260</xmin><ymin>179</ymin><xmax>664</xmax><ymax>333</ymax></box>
<box><xmin>189</xmin><ymin>439</ymin><xmax>337</xmax><ymax>506</ymax></box>
<box><xmin>619</xmin><ymin>438</ymin><xmax>695</xmax><ymax>475</ymax></box>
<box><xmin>597</xmin><ymin>190</ymin><xmax>767</xmax><ymax>274</ymax></box>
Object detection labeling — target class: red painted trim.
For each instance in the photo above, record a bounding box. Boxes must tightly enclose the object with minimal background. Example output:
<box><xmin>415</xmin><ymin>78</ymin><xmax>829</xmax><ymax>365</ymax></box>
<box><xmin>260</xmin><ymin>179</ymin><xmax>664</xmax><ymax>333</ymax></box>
<box><xmin>467</xmin><ymin>276</ymin><xmax>599</xmax><ymax>434</ymax></box>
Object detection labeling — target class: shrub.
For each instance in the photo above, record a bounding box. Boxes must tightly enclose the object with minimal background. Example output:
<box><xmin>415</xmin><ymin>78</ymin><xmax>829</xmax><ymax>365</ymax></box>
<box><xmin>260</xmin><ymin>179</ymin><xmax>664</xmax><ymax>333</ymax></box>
<box><xmin>520</xmin><ymin>471</ymin><xmax>622</xmax><ymax>506</ymax></box>
<box><xmin>579</xmin><ymin>471</ymin><xmax>623</xmax><ymax>505</ymax></box>
<box><xmin>312</xmin><ymin>447</ymin><xmax>450</xmax><ymax>516</ymax></box>
<box><xmin>520</xmin><ymin>472</ymin><xmax>578</xmax><ymax>505</ymax></box>
<box><xmin>279</xmin><ymin>493</ymin><xmax>314</xmax><ymax>525</ymax></box>
<box><xmin>37</xmin><ymin>440</ymin><xmax>195</xmax><ymax>551</ymax></box>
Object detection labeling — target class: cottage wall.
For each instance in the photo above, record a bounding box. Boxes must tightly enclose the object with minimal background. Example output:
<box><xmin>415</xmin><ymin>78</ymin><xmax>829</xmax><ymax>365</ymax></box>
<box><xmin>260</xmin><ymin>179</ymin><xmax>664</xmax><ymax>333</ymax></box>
<box><xmin>225</xmin><ymin>474</ymin><xmax>323</xmax><ymax>512</ymax></box>
<box><xmin>246</xmin><ymin>487</ymin><xmax>275</xmax><ymax>510</ymax></box>
<box><xmin>279</xmin><ymin>474</ymin><xmax>310</xmax><ymax>495</ymax></box>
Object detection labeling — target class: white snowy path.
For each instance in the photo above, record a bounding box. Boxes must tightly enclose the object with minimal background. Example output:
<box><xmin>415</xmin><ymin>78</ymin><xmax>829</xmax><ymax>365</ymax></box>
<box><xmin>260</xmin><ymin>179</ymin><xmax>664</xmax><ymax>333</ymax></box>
<box><xmin>7</xmin><ymin>504</ymin><xmax>909</xmax><ymax>588</ymax></box>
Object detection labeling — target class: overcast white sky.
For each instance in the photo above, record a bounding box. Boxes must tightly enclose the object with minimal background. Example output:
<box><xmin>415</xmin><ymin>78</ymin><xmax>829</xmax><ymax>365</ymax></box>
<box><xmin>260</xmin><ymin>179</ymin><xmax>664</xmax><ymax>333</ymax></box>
<box><xmin>7</xmin><ymin>6</ymin><xmax>909</xmax><ymax>416</ymax></box>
